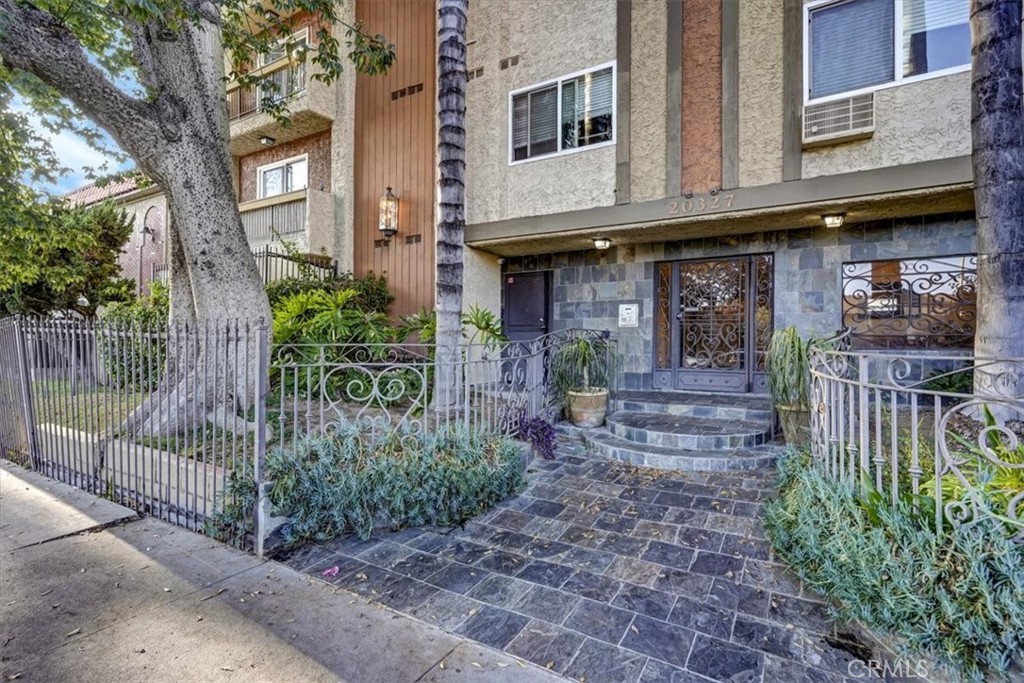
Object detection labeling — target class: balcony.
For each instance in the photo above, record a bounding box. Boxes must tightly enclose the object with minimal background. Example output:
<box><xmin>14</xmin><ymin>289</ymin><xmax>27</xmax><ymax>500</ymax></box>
<box><xmin>227</xmin><ymin>56</ymin><xmax>334</xmax><ymax>156</ymax></box>
<box><xmin>238</xmin><ymin>188</ymin><xmax>335</xmax><ymax>254</ymax></box>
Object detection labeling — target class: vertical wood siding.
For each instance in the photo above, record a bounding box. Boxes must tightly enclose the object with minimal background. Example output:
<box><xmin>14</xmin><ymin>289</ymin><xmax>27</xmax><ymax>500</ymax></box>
<box><xmin>681</xmin><ymin>0</ymin><xmax>723</xmax><ymax>194</ymax></box>
<box><xmin>354</xmin><ymin>0</ymin><xmax>437</xmax><ymax>320</ymax></box>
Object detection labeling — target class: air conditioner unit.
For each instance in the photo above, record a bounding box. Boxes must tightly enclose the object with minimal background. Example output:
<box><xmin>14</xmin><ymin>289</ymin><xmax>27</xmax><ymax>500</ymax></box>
<box><xmin>802</xmin><ymin>93</ymin><xmax>875</xmax><ymax>147</ymax></box>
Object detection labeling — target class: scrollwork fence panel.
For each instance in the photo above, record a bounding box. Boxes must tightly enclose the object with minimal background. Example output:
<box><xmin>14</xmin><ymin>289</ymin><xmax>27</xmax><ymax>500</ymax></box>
<box><xmin>808</xmin><ymin>331</ymin><xmax>1024</xmax><ymax>541</ymax></box>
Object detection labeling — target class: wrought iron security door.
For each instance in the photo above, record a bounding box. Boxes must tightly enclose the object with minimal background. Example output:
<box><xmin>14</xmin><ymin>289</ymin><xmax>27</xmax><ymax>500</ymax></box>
<box><xmin>654</xmin><ymin>255</ymin><xmax>773</xmax><ymax>393</ymax></box>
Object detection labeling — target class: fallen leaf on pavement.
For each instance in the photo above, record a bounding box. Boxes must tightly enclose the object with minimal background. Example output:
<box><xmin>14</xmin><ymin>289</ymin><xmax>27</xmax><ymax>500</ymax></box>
<box><xmin>199</xmin><ymin>588</ymin><xmax>227</xmax><ymax>602</ymax></box>
<box><xmin>65</xmin><ymin>628</ymin><xmax>81</xmax><ymax>638</ymax></box>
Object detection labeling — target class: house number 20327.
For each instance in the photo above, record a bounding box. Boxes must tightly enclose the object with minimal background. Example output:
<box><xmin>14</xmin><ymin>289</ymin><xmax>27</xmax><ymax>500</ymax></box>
<box><xmin>667</xmin><ymin>193</ymin><xmax>734</xmax><ymax>215</ymax></box>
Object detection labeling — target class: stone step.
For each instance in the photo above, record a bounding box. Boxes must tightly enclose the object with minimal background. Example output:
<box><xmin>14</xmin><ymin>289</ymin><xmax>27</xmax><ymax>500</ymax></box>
<box><xmin>614</xmin><ymin>390</ymin><xmax>773</xmax><ymax>423</ymax></box>
<box><xmin>581</xmin><ymin>428</ymin><xmax>784</xmax><ymax>472</ymax></box>
<box><xmin>606</xmin><ymin>411</ymin><xmax>773</xmax><ymax>450</ymax></box>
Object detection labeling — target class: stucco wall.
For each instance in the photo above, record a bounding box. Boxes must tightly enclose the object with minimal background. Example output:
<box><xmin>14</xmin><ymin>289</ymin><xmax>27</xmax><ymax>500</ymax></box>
<box><xmin>629</xmin><ymin>0</ymin><xmax>668</xmax><ymax>202</ymax></box>
<box><xmin>238</xmin><ymin>130</ymin><xmax>332</xmax><ymax>203</ymax></box>
<box><xmin>802</xmin><ymin>72</ymin><xmax>972</xmax><ymax>178</ymax></box>
<box><xmin>463</xmin><ymin>247</ymin><xmax>502</xmax><ymax>319</ymax></box>
<box><xmin>501</xmin><ymin>213</ymin><xmax>976</xmax><ymax>390</ymax></box>
<box><xmin>465</xmin><ymin>0</ymin><xmax>617</xmax><ymax>226</ymax></box>
<box><xmin>737</xmin><ymin>0</ymin><xmax>784</xmax><ymax>188</ymax></box>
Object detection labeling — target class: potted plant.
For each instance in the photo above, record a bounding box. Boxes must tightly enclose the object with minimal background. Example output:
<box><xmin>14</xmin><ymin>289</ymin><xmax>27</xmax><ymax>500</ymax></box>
<box><xmin>550</xmin><ymin>335</ymin><xmax>614</xmax><ymax>428</ymax></box>
<box><xmin>766</xmin><ymin>326</ymin><xmax>812</xmax><ymax>447</ymax></box>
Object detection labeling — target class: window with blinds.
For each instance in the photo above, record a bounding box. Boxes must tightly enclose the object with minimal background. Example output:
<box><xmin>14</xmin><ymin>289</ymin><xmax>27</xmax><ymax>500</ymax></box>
<box><xmin>903</xmin><ymin>0</ymin><xmax>970</xmax><ymax>77</ymax></box>
<box><xmin>806</xmin><ymin>0</ymin><xmax>969</xmax><ymax>102</ymax></box>
<box><xmin>511</xmin><ymin>64</ymin><xmax>615</xmax><ymax>162</ymax></box>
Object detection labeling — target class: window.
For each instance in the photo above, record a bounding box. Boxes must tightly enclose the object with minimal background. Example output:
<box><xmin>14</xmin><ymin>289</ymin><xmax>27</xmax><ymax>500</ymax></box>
<box><xmin>806</xmin><ymin>0</ymin><xmax>969</xmax><ymax>102</ymax></box>
<box><xmin>258</xmin><ymin>30</ymin><xmax>308</xmax><ymax>104</ymax></box>
<box><xmin>257</xmin><ymin>156</ymin><xmax>308</xmax><ymax>199</ymax></box>
<box><xmin>841</xmin><ymin>255</ymin><xmax>977</xmax><ymax>349</ymax></box>
<box><xmin>510</xmin><ymin>63</ymin><xmax>615</xmax><ymax>163</ymax></box>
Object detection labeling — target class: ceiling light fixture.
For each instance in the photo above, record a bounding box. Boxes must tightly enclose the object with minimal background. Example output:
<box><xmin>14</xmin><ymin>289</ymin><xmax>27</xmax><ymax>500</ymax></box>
<box><xmin>822</xmin><ymin>213</ymin><xmax>846</xmax><ymax>229</ymax></box>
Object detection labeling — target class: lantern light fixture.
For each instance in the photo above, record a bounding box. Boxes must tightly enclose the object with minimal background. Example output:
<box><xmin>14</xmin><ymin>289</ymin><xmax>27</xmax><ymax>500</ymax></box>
<box><xmin>259</xmin><ymin>135</ymin><xmax>276</xmax><ymax>146</ymax></box>
<box><xmin>378</xmin><ymin>186</ymin><xmax>399</xmax><ymax>242</ymax></box>
<box><xmin>592</xmin><ymin>237</ymin><xmax>612</xmax><ymax>250</ymax></box>
<box><xmin>822</xmin><ymin>213</ymin><xmax>845</xmax><ymax>229</ymax></box>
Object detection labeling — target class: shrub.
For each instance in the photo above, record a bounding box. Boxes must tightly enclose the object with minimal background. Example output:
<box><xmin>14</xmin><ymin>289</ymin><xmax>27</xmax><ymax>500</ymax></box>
<box><xmin>266</xmin><ymin>272</ymin><xmax>394</xmax><ymax>314</ymax></box>
<box><xmin>97</xmin><ymin>282</ymin><xmax>170</xmax><ymax>389</ymax></box>
<box><xmin>764</xmin><ymin>452</ymin><xmax>1024</xmax><ymax>682</ymax></box>
<box><xmin>264</xmin><ymin>423</ymin><xmax>524</xmax><ymax>544</ymax></box>
<box><xmin>517</xmin><ymin>415</ymin><xmax>557</xmax><ymax>460</ymax></box>
<box><xmin>272</xmin><ymin>288</ymin><xmax>397</xmax><ymax>348</ymax></box>
<box><xmin>398</xmin><ymin>305</ymin><xmax>507</xmax><ymax>347</ymax></box>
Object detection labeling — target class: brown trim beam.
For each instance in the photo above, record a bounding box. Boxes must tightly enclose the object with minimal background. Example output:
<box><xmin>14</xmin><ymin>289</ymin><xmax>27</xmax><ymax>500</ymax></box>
<box><xmin>465</xmin><ymin>156</ymin><xmax>973</xmax><ymax>244</ymax></box>
<box><xmin>616</xmin><ymin>0</ymin><xmax>632</xmax><ymax>205</ymax></box>
<box><xmin>782</xmin><ymin>0</ymin><xmax>803</xmax><ymax>181</ymax></box>
<box><xmin>721</xmin><ymin>0</ymin><xmax>739</xmax><ymax>190</ymax></box>
<box><xmin>665</xmin><ymin>0</ymin><xmax>683</xmax><ymax>196</ymax></box>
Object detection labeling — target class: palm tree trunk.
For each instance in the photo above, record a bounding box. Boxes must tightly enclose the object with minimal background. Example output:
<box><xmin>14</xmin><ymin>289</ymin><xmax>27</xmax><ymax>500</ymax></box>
<box><xmin>435</xmin><ymin>0</ymin><xmax>468</xmax><ymax>411</ymax></box>
<box><xmin>971</xmin><ymin>0</ymin><xmax>1024</xmax><ymax>408</ymax></box>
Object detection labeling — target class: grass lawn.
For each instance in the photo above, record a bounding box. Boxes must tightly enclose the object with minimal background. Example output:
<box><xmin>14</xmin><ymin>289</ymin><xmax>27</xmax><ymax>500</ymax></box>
<box><xmin>31</xmin><ymin>379</ymin><xmax>148</xmax><ymax>434</ymax></box>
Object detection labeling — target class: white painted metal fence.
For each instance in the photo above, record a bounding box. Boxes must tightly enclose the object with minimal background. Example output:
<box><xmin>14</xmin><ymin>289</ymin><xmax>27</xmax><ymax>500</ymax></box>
<box><xmin>808</xmin><ymin>332</ymin><xmax>1024</xmax><ymax>540</ymax></box>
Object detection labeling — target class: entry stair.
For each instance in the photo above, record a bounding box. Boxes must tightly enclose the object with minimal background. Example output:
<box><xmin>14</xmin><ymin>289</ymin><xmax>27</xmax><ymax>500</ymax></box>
<box><xmin>575</xmin><ymin>390</ymin><xmax>787</xmax><ymax>472</ymax></box>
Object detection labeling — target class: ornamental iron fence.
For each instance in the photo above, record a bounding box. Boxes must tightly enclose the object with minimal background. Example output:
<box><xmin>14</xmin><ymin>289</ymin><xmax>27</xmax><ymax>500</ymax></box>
<box><xmin>808</xmin><ymin>330</ymin><xmax>1024</xmax><ymax>541</ymax></box>
<box><xmin>0</xmin><ymin>316</ymin><xmax>612</xmax><ymax>554</ymax></box>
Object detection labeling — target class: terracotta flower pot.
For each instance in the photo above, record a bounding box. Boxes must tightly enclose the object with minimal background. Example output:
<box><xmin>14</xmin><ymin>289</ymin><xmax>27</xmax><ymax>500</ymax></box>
<box><xmin>567</xmin><ymin>388</ymin><xmax>609</xmax><ymax>428</ymax></box>
<box><xmin>777</xmin><ymin>403</ymin><xmax>811</xmax><ymax>448</ymax></box>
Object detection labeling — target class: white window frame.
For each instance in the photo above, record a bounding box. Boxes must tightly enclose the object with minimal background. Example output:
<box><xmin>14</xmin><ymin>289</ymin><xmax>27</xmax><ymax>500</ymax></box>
<box><xmin>256</xmin><ymin>153</ymin><xmax>309</xmax><ymax>199</ymax></box>
<box><xmin>803</xmin><ymin>0</ymin><xmax>970</xmax><ymax>105</ymax></box>
<box><xmin>260</xmin><ymin>28</ymin><xmax>309</xmax><ymax>68</ymax></box>
<box><xmin>257</xmin><ymin>28</ymin><xmax>309</xmax><ymax>105</ymax></box>
<box><xmin>507</xmin><ymin>61</ymin><xmax>617</xmax><ymax>166</ymax></box>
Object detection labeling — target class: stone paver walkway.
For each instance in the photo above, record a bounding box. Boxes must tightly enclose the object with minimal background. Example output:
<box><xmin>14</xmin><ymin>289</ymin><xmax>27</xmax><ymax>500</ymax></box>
<box><xmin>281</xmin><ymin>438</ymin><xmax>877</xmax><ymax>683</ymax></box>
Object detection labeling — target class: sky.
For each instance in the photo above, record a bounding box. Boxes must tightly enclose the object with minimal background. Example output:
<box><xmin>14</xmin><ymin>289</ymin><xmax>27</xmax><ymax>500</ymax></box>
<box><xmin>25</xmin><ymin>117</ymin><xmax>129</xmax><ymax>196</ymax></box>
<box><xmin>13</xmin><ymin>94</ymin><xmax>132</xmax><ymax>196</ymax></box>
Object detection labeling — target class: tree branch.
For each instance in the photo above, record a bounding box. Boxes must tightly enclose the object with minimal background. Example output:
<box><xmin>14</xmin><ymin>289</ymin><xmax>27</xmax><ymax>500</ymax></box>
<box><xmin>0</xmin><ymin>0</ymin><xmax>163</xmax><ymax>171</ymax></box>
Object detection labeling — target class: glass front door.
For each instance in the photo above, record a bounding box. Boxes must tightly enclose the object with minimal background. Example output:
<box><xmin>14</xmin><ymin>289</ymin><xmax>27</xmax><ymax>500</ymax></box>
<box><xmin>654</xmin><ymin>255</ymin><xmax>773</xmax><ymax>393</ymax></box>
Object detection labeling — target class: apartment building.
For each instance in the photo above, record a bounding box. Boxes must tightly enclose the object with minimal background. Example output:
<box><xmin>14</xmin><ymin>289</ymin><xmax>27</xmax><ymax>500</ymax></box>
<box><xmin>464</xmin><ymin>0</ymin><xmax>976</xmax><ymax>393</ymax></box>
<box><xmin>78</xmin><ymin>0</ymin><xmax>977</xmax><ymax>391</ymax></box>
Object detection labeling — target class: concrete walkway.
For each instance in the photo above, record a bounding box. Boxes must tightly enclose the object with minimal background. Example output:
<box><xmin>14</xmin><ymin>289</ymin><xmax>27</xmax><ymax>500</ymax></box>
<box><xmin>0</xmin><ymin>461</ymin><xmax>566</xmax><ymax>683</ymax></box>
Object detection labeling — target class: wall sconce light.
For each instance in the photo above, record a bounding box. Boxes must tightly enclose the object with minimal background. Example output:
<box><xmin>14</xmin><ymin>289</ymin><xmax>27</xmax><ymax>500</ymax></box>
<box><xmin>378</xmin><ymin>186</ymin><xmax>399</xmax><ymax>242</ymax></box>
<box><xmin>592</xmin><ymin>237</ymin><xmax>612</xmax><ymax>250</ymax></box>
<box><xmin>822</xmin><ymin>213</ymin><xmax>845</xmax><ymax>229</ymax></box>
<box><xmin>259</xmin><ymin>135</ymin><xmax>276</xmax><ymax>146</ymax></box>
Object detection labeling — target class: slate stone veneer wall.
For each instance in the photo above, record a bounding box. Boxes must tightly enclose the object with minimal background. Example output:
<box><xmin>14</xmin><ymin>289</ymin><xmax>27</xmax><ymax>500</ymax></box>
<box><xmin>501</xmin><ymin>213</ymin><xmax>976</xmax><ymax>391</ymax></box>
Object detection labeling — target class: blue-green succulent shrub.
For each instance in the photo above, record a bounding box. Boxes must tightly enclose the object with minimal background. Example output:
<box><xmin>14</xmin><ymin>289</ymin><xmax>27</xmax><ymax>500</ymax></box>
<box><xmin>265</xmin><ymin>422</ymin><xmax>524</xmax><ymax>544</ymax></box>
<box><xmin>763</xmin><ymin>451</ymin><xmax>1024</xmax><ymax>682</ymax></box>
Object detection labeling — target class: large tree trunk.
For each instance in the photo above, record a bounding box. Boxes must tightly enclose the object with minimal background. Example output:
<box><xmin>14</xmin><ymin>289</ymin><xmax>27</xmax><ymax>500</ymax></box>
<box><xmin>0</xmin><ymin>2</ymin><xmax>271</xmax><ymax>436</ymax></box>
<box><xmin>970</xmin><ymin>0</ymin><xmax>1024</xmax><ymax>410</ymax></box>
<box><xmin>435</xmin><ymin>0</ymin><xmax>468</xmax><ymax>411</ymax></box>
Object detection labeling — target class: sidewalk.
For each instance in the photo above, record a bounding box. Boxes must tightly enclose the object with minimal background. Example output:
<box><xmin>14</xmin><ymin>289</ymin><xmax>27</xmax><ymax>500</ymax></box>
<box><xmin>0</xmin><ymin>461</ymin><xmax>567</xmax><ymax>683</ymax></box>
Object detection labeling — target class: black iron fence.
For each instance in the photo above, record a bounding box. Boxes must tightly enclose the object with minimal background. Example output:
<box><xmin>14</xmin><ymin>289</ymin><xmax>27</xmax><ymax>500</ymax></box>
<box><xmin>0</xmin><ymin>316</ymin><xmax>612</xmax><ymax>555</ymax></box>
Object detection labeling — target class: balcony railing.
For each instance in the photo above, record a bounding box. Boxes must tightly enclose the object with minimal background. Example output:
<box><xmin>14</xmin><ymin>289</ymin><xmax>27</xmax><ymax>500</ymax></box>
<box><xmin>227</xmin><ymin>58</ymin><xmax>306</xmax><ymax>122</ymax></box>
<box><xmin>239</xmin><ymin>190</ymin><xmax>307</xmax><ymax>243</ymax></box>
